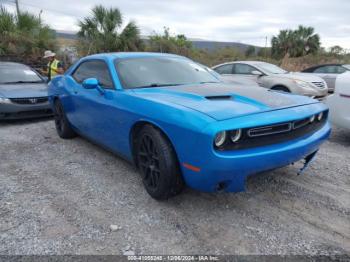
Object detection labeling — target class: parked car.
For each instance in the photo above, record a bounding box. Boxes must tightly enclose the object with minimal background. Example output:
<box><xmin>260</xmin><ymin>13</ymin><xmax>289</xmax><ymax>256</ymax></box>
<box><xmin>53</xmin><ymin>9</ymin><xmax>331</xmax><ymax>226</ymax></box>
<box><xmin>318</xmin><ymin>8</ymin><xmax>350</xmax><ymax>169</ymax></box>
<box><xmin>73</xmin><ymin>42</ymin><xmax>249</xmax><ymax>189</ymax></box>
<box><xmin>301</xmin><ymin>64</ymin><xmax>350</xmax><ymax>93</ymax></box>
<box><xmin>326</xmin><ymin>72</ymin><xmax>350</xmax><ymax>130</ymax></box>
<box><xmin>0</xmin><ymin>62</ymin><xmax>52</xmax><ymax>120</ymax></box>
<box><xmin>212</xmin><ymin>61</ymin><xmax>328</xmax><ymax>99</ymax></box>
<box><xmin>201</xmin><ymin>63</ymin><xmax>260</xmax><ymax>87</ymax></box>
<box><xmin>49</xmin><ymin>53</ymin><xmax>331</xmax><ymax>200</ymax></box>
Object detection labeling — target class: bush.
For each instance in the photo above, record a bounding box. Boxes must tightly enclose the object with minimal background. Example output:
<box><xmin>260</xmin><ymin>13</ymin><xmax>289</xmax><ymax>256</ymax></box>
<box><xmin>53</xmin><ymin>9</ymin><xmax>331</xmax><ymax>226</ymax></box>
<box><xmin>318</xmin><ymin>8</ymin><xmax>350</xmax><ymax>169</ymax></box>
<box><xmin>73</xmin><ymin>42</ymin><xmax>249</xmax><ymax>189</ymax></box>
<box><xmin>0</xmin><ymin>6</ymin><xmax>56</xmax><ymax>59</ymax></box>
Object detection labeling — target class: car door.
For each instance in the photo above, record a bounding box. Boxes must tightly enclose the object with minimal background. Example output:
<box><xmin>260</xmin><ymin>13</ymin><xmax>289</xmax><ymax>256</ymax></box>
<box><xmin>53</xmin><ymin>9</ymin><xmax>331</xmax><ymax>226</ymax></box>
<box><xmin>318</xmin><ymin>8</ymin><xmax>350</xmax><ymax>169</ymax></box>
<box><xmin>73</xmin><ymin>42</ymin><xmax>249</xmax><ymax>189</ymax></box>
<box><xmin>69</xmin><ymin>59</ymin><xmax>125</xmax><ymax>150</ymax></box>
<box><xmin>232</xmin><ymin>63</ymin><xmax>263</xmax><ymax>85</ymax></box>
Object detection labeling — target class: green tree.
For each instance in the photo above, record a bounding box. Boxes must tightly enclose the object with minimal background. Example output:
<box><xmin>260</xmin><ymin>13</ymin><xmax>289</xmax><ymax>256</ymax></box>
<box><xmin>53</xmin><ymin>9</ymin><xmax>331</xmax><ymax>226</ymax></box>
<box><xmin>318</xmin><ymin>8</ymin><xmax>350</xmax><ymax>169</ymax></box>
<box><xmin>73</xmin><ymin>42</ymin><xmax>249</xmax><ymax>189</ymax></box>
<box><xmin>257</xmin><ymin>47</ymin><xmax>271</xmax><ymax>57</ymax></box>
<box><xmin>0</xmin><ymin>5</ymin><xmax>56</xmax><ymax>57</ymax></box>
<box><xmin>147</xmin><ymin>27</ymin><xmax>192</xmax><ymax>56</ymax></box>
<box><xmin>329</xmin><ymin>45</ymin><xmax>344</xmax><ymax>55</ymax></box>
<box><xmin>271</xmin><ymin>25</ymin><xmax>320</xmax><ymax>58</ymax></box>
<box><xmin>78</xmin><ymin>5</ymin><xmax>143</xmax><ymax>54</ymax></box>
<box><xmin>245</xmin><ymin>46</ymin><xmax>256</xmax><ymax>57</ymax></box>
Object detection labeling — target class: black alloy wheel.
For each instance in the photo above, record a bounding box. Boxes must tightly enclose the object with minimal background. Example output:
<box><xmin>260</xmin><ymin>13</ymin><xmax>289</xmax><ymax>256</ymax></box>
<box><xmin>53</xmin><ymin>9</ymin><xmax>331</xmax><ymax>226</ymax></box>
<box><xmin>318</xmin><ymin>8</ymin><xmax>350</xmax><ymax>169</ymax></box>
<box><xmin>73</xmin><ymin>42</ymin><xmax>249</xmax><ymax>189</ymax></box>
<box><xmin>136</xmin><ymin>125</ymin><xmax>184</xmax><ymax>200</ymax></box>
<box><xmin>54</xmin><ymin>100</ymin><xmax>76</xmax><ymax>139</ymax></box>
<box><xmin>138</xmin><ymin>133</ymin><xmax>161</xmax><ymax>191</ymax></box>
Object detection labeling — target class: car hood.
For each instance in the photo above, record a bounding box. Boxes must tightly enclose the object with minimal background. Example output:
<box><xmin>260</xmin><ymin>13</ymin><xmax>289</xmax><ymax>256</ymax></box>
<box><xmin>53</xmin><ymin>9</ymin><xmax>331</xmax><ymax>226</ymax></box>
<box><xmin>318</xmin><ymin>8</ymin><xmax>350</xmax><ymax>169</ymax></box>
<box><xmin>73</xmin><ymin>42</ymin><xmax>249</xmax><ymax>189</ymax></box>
<box><xmin>133</xmin><ymin>83</ymin><xmax>318</xmax><ymax>121</ymax></box>
<box><xmin>0</xmin><ymin>83</ymin><xmax>48</xmax><ymax>98</ymax></box>
<box><xmin>273</xmin><ymin>72</ymin><xmax>325</xmax><ymax>82</ymax></box>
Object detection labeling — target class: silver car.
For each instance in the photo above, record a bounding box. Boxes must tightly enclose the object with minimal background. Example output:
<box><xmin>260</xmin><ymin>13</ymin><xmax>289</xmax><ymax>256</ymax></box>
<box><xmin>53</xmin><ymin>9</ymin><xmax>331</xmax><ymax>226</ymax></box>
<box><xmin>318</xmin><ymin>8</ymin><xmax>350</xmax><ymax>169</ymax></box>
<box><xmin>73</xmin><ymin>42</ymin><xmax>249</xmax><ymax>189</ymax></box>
<box><xmin>301</xmin><ymin>64</ymin><xmax>350</xmax><ymax>93</ymax></box>
<box><xmin>0</xmin><ymin>62</ymin><xmax>52</xmax><ymax>120</ymax></box>
<box><xmin>212</xmin><ymin>61</ymin><xmax>329</xmax><ymax>99</ymax></box>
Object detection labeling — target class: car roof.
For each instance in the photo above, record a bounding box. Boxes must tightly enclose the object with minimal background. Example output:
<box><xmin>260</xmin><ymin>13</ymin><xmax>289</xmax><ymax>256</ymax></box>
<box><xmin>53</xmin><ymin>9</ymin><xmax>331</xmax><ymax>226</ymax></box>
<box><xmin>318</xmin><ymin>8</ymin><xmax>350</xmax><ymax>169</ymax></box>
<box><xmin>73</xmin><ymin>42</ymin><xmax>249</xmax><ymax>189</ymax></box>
<box><xmin>213</xmin><ymin>60</ymin><xmax>269</xmax><ymax>68</ymax></box>
<box><xmin>0</xmin><ymin>62</ymin><xmax>30</xmax><ymax>68</ymax></box>
<box><xmin>302</xmin><ymin>63</ymin><xmax>344</xmax><ymax>71</ymax></box>
<box><xmin>83</xmin><ymin>52</ymin><xmax>185</xmax><ymax>60</ymax></box>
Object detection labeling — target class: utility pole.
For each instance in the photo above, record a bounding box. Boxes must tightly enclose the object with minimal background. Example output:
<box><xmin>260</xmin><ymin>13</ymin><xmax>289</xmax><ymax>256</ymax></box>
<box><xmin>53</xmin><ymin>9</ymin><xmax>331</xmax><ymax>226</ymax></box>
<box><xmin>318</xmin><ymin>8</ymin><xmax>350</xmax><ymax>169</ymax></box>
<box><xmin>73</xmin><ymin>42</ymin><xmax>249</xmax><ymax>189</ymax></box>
<box><xmin>265</xmin><ymin>36</ymin><xmax>268</xmax><ymax>58</ymax></box>
<box><xmin>39</xmin><ymin>9</ymin><xmax>43</xmax><ymax>23</ymax></box>
<box><xmin>15</xmin><ymin>0</ymin><xmax>20</xmax><ymax>16</ymax></box>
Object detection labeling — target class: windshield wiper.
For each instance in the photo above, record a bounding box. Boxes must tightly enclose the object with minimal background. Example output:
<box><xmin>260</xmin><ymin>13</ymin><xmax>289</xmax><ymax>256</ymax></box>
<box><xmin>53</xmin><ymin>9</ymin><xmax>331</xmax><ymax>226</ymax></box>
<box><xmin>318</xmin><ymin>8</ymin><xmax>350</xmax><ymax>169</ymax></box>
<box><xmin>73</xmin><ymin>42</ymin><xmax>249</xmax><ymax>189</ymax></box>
<box><xmin>1</xmin><ymin>81</ymin><xmax>43</xmax><ymax>84</ymax></box>
<box><xmin>137</xmin><ymin>83</ymin><xmax>183</xmax><ymax>88</ymax></box>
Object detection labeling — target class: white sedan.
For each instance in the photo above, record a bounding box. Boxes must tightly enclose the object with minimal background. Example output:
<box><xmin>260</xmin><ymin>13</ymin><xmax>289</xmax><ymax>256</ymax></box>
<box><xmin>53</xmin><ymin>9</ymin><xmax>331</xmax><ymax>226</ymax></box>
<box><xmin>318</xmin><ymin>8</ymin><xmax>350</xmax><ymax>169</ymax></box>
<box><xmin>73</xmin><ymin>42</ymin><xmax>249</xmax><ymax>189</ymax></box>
<box><xmin>326</xmin><ymin>72</ymin><xmax>350</xmax><ymax>130</ymax></box>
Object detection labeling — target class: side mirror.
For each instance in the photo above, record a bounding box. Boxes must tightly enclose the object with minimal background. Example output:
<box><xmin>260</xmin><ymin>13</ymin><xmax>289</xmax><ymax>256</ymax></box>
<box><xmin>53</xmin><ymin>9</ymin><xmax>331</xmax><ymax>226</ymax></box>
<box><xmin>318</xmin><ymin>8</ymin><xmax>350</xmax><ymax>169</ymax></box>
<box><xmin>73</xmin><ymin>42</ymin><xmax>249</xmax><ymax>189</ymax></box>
<box><xmin>82</xmin><ymin>78</ymin><xmax>99</xmax><ymax>89</ymax></box>
<box><xmin>82</xmin><ymin>78</ymin><xmax>105</xmax><ymax>95</ymax></box>
<box><xmin>252</xmin><ymin>70</ymin><xmax>263</xmax><ymax>76</ymax></box>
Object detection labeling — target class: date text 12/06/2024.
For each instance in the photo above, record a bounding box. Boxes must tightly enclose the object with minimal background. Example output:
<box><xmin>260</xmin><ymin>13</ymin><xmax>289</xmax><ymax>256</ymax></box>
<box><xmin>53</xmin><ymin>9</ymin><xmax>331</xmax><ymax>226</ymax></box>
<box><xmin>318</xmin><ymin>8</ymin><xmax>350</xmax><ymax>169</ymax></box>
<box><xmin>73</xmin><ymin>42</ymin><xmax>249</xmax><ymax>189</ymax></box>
<box><xmin>127</xmin><ymin>255</ymin><xmax>220</xmax><ymax>261</ymax></box>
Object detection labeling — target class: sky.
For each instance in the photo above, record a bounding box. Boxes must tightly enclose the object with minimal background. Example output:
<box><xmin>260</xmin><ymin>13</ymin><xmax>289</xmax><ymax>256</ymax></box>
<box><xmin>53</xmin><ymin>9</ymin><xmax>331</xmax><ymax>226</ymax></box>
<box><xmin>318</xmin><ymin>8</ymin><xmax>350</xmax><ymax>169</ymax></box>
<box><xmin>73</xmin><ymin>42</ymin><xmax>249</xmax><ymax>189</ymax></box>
<box><xmin>2</xmin><ymin>0</ymin><xmax>350</xmax><ymax>49</ymax></box>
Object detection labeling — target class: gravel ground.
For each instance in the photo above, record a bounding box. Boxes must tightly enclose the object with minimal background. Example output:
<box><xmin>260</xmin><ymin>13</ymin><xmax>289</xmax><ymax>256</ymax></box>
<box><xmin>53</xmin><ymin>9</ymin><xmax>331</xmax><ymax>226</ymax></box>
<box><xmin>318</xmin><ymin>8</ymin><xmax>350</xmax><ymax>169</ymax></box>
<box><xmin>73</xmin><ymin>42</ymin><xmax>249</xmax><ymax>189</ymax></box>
<box><xmin>0</xmin><ymin>118</ymin><xmax>349</xmax><ymax>255</ymax></box>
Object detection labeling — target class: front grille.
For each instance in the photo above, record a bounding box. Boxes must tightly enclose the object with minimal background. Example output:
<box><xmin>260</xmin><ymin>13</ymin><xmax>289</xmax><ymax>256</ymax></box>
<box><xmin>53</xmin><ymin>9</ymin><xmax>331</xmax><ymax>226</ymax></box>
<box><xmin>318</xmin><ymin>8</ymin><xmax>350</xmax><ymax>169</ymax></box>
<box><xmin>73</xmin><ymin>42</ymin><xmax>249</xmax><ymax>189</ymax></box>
<box><xmin>9</xmin><ymin>97</ymin><xmax>48</xmax><ymax>105</ymax></box>
<box><xmin>248</xmin><ymin>123</ymin><xmax>292</xmax><ymax>137</ymax></box>
<box><xmin>217</xmin><ymin>111</ymin><xmax>328</xmax><ymax>151</ymax></box>
<box><xmin>311</xmin><ymin>82</ymin><xmax>326</xmax><ymax>89</ymax></box>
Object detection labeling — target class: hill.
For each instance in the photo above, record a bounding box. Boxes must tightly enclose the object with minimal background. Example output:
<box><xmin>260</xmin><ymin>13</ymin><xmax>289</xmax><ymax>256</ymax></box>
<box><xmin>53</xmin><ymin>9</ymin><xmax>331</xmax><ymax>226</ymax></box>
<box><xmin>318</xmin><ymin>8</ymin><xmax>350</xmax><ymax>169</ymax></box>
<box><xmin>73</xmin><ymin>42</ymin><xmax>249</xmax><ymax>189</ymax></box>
<box><xmin>55</xmin><ymin>30</ymin><xmax>261</xmax><ymax>53</ymax></box>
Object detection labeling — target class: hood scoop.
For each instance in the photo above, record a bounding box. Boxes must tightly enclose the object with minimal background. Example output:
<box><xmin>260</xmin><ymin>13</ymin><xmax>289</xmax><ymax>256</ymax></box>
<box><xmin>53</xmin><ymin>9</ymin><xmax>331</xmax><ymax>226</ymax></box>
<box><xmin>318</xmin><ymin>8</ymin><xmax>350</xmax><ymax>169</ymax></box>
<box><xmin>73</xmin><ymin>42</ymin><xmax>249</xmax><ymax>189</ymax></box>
<box><xmin>205</xmin><ymin>95</ymin><xmax>232</xmax><ymax>100</ymax></box>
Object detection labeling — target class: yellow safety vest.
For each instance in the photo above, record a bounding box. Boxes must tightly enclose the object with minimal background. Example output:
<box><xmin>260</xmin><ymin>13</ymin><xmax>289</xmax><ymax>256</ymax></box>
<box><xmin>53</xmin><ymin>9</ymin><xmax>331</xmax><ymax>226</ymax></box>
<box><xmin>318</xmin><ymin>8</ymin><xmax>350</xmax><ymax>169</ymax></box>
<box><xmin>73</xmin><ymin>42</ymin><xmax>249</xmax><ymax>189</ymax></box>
<box><xmin>48</xmin><ymin>59</ymin><xmax>60</xmax><ymax>79</ymax></box>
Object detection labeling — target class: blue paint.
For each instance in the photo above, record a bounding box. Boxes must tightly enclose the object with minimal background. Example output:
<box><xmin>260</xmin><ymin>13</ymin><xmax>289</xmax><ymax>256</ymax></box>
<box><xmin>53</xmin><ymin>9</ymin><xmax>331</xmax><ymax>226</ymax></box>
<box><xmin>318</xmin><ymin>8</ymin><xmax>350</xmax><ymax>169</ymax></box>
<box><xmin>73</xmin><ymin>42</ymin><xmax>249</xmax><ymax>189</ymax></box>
<box><xmin>48</xmin><ymin>53</ymin><xmax>331</xmax><ymax>193</ymax></box>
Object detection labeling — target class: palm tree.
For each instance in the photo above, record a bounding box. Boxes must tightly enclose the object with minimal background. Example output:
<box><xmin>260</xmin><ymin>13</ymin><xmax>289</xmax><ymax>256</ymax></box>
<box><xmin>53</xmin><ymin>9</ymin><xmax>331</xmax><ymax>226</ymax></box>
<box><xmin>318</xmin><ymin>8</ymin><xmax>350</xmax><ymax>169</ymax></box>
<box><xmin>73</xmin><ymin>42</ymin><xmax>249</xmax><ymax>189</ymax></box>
<box><xmin>294</xmin><ymin>25</ymin><xmax>320</xmax><ymax>56</ymax></box>
<box><xmin>78</xmin><ymin>5</ymin><xmax>143</xmax><ymax>54</ymax></box>
<box><xmin>0</xmin><ymin>6</ymin><xmax>17</xmax><ymax>55</ymax></box>
<box><xmin>0</xmin><ymin>5</ymin><xmax>55</xmax><ymax>57</ymax></box>
<box><xmin>271</xmin><ymin>25</ymin><xmax>320</xmax><ymax>58</ymax></box>
<box><xmin>271</xmin><ymin>29</ymin><xmax>294</xmax><ymax>58</ymax></box>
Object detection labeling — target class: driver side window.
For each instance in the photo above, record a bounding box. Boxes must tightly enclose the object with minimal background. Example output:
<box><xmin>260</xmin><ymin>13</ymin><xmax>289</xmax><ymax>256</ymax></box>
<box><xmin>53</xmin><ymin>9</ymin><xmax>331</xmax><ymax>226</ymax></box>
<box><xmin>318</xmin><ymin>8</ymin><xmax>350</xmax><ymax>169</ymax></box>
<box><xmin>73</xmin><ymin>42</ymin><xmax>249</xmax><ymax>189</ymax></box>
<box><xmin>72</xmin><ymin>60</ymin><xmax>114</xmax><ymax>89</ymax></box>
<box><xmin>233</xmin><ymin>64</ymin><xmax>256</xmax><ymax>75</ymax></box>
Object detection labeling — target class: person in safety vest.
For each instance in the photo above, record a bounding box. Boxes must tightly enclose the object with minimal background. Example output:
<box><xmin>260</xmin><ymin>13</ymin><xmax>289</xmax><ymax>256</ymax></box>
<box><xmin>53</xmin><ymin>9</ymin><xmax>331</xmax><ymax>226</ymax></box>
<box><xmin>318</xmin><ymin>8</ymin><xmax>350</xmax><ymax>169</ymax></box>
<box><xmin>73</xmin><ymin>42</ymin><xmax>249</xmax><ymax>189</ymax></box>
<box><xmin>42</xmin><ymin>50</ymin><xmax>64</xmax><ymax>81</ymax></box>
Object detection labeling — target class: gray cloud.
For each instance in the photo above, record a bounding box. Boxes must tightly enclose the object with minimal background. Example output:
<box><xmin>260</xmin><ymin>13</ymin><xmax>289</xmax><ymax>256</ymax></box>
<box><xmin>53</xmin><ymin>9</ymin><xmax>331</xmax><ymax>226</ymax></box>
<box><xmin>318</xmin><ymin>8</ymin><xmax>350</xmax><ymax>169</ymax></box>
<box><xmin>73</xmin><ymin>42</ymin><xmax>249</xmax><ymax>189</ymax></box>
<box><xmin>3</xmin><ymin>0</ymin><xmax>350</xmax><ymax>48</ymax></box>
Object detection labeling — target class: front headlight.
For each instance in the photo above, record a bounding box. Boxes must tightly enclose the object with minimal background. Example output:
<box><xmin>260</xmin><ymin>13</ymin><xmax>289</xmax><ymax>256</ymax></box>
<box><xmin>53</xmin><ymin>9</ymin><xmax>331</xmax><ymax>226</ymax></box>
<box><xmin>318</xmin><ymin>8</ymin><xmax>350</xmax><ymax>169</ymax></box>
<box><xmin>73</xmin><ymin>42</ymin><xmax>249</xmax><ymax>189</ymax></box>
<box><xmin>317</xmin><ymin>112</ymin><xmax>324</xmax><ymax>121</ymax></box>
<box><xmin>214</xmin><ymin>131</ymin><xmax>227</xmax><ymax>147</ymax></box>
<box><xmin>294</xmin><ymin>79</ymin><xmax>313</xmax><ymax>89</ymax></box>
<box><xmin>309</xmin><ymin>115</ymin><xmax>316</xmax><ymax>123</ymax></box>
<box><xmin>0</xmin><ymin>97</ymin><xmax>11</xmax><ymax>104</ymax></box>
<box><xmin>214</xmin><ymin>129</ymin><xmax>243</xmax><ymax>148</ymax></box>
<box><xmin>230</xmin><ymin>129</ymin><xmax>242</xmax><ymax>143</ymax></box>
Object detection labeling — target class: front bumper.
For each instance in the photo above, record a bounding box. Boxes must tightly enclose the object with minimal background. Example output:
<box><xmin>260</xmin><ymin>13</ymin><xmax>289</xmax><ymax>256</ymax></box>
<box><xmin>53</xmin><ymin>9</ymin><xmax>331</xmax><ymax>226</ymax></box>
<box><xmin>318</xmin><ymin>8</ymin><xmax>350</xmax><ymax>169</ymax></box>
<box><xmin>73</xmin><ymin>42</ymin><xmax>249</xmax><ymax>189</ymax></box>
<box><xmin>300</xmin><ymin>87</ymin><xmax>328</xmax><ymax>100</ymax></box>
<box><xmin>0</xmin><ymin>102</ymin><xmax>53</xmax><ymax>120</ymax></box>
<box><xmin>178</xmin><ymin>103</ymin><xmax>331</xmax><ymax>193</ymax></box>
<box><xmin>183</xmin><ymin>123</ymin><xmax>330</xmax><ymax>192</ymax></box>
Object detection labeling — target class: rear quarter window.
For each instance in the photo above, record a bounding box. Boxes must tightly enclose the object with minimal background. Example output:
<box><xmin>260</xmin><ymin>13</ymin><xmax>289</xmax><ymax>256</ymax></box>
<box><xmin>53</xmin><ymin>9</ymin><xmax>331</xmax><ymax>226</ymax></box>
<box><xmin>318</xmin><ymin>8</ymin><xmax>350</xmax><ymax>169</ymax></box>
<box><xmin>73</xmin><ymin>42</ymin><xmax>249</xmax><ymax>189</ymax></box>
<box><xmin>214</xmin><ymin>64</ymin><xmax>233</xmax><ymax>74</ymax></box>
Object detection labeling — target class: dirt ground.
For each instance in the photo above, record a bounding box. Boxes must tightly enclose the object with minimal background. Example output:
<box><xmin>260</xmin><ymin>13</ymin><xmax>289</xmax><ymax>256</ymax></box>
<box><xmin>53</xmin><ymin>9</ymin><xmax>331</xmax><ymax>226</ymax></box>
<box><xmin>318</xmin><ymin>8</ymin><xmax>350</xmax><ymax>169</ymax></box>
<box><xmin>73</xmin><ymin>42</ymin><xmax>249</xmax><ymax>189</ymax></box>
<box><xmin>0</xmin><ymin>118</ymin><xmax>349</xmax><ymax>255</ymax></box>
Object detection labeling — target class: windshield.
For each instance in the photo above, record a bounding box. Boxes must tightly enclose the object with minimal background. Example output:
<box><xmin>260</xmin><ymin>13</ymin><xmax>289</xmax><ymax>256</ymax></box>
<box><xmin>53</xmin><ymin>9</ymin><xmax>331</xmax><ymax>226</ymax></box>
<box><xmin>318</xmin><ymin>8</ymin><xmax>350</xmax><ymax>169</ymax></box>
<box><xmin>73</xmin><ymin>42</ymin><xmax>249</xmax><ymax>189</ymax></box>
<box><xmin>198</xmin><ymin>63</ymin><xmax>222</xmax><ymax>79</ymax></box>
<box><xmin>115</xmin><ymin>57</ymin><xmax>220</xmax><ymax>89</ymax></box>
<box><xmin>0</xmin><ymin>64</ymin><xmax>43</xmax><ymax>84</ymax></box>
<box><xmin>254</xmin><ymin>62</ymin><xmax>288</xmax><ymax>74</ymax></box>
<box><xmin>344</xmin><ymin>64</ymin><xmax>350</xmax><ymax>70</ymax></box>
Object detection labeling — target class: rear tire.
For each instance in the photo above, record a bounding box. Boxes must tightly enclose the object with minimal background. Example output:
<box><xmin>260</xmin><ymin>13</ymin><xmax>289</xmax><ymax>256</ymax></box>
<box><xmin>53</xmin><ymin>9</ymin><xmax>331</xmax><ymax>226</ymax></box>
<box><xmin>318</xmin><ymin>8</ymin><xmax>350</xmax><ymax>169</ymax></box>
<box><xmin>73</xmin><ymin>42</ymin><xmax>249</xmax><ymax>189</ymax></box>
<box><xmin>54</xmin><ymin>100</ymin><xmax>77</xmax><ymax>139</ymax></box>
<box><xmin>135</xmin><ymin>125</ymin><xmax>184</xmax><ymax>200</ymax></box>
<box><xmin>271</xmin><ymin>85</ymin><xmax>291</xmax><ymax>93</ymax></box>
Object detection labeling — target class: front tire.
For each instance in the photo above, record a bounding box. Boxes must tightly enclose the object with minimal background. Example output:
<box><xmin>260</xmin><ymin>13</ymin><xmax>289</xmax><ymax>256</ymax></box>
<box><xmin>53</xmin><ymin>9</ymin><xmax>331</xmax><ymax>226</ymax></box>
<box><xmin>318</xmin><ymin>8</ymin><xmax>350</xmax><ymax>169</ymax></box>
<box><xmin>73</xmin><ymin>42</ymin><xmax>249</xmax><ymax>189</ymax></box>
<box><xmin>135</xmin><ymin>125</ymin><xmax>184</xmax><ymax>200</ymax></box>
<box><xmin>271</xmin><ymin>85</ymin><xmax>291</xmax><ymax>93</ymax></box>
<box><xmin>54</xmin><ymin>100</ymin><xmax>77</xmax><ymax>139</ymax></box>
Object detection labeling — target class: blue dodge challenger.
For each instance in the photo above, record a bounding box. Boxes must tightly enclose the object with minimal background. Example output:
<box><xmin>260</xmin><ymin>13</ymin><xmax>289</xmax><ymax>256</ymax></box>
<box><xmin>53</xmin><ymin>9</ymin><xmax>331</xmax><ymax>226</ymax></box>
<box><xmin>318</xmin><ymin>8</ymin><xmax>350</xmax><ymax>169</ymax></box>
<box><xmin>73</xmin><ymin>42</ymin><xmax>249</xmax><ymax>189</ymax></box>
<box><xmin>48</xmin><ymin>52</ymin><xmax>331</xmax><ymax>200</ymax></box>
